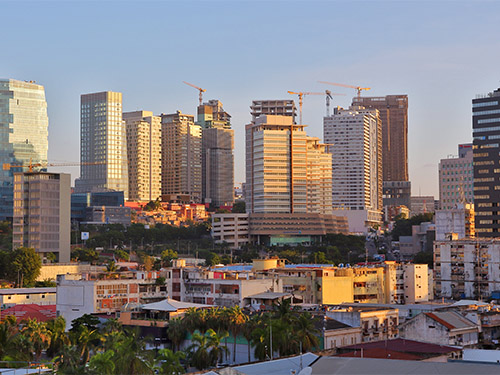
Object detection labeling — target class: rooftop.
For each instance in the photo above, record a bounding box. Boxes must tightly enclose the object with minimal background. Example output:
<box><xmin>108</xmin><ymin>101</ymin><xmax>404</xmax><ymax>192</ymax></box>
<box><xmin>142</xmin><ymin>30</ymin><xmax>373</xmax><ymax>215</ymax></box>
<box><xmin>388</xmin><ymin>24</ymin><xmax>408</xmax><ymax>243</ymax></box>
<box><xmin>425</xmin><ymin>311</ymin><xmax>477</xmax><ymax>330</ymax></box>
<box><xmin>341</xmin><ymin>338</ymin><xmax>459</xmax><ymax>354</ymax></box>
<box><xmin>0</xmin><ymin>287</ymin><xmax>56</xmax><ymax>295</ymax></box>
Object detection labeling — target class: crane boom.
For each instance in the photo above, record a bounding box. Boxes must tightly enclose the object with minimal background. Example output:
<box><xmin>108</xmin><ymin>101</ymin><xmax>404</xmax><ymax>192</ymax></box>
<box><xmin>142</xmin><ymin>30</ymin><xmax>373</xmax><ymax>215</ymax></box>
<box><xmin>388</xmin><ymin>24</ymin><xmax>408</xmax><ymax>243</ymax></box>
<box><xmin>183</xmin><ymin>81</ymin><xmax>206</xmax><ymax>106</ymax></box>
<box><xmin>318</xmin><ymin>81</ymin><xmax>370</xmax><ymax>98</ymax></box>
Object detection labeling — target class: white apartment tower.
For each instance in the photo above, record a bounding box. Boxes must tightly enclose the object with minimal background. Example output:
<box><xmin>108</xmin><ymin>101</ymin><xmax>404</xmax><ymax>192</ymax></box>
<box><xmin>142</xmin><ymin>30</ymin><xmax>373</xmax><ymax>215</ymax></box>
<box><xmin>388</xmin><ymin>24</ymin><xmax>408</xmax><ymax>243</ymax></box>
<box><xmin>75</xmin><ymin>91</ymin><xmax>128</xmax><ymax>199</ymax></box>
<box><xmin>245</xmin><ymin>115</ymin><xmax>332</xmax><ymax>214</ymax></box>
<box><xmin>161</xmin><ymin>111</ymin><xmax>202</xmax><ymax>203</ymax></box>
<box><xmin>324</xmin><ymin>106</ymin><xmax>382</xmax><ymax>232</ymax></box>
<box><xmin>123</xmin><ymin>111</ymin><xmax>161</xmax><ymax>202</ymax></box>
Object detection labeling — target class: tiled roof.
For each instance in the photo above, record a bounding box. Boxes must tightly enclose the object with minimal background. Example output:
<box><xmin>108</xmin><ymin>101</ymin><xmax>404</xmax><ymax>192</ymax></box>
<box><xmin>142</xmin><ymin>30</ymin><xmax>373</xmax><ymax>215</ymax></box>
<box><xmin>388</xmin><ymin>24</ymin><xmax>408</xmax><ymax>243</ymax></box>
<box><xmin>336</xmin><ymin>348</ymin><xmax>421</xmax><ymax>361</ymax></box>
<box><xmin>0</xmin><ymin>304</ymin><xmax>56</xmax><ymax>322</ymax></box>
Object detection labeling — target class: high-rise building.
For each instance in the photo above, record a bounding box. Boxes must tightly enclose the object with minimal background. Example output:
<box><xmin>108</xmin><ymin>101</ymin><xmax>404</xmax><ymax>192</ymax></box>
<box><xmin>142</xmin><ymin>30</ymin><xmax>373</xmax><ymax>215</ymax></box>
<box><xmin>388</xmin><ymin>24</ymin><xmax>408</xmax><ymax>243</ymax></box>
<box><xmin>250</xmin><ymin>100</ymin><xmax>297</xmax><ymax>124</ymax></box>
<box><xmin>75</xmin><ymin>91</ymin><xmax>128</xmax><ymax>199</ymax></box>
<box><xmin>246</xmin><ymin>114</ymin><xmax>333</xmax><ymax>215</ymax></box>
<box><xmin>352</xmin><ymin>95</ymin><xmax>408</xmax><ymax>182</ymax></box>
<box><xmin>197</xmin><ymin>100</ymin><xmax>234</xmax><ymax>207</ymax></box>
<box><xmin>472</xmin><ymin>88</ymin><xmax>500</xmax><ymax>237</ymax></box>
<box><xmin>160</xmin><ymin>111</ymin><xmax>202</xmax><ymax>203</ymax></box>
<box><xmin>324</xmin><ymin>106</ymin><xmax>382</xmax><ymax>232</ymax></box>
<box><xmin>0</xmin><ymin>79</ymin><xmax>48</xmax><ymax>220</ymax></box>
<box><xmin>123</xmin><ymin>111</ymin><xmax>161</xmax><ymax>202</ymax></box>
<box><xmin>438</xmin><ymin>143</ymin><xmax>473</xmax><ymax>210</ymax></box>
<box><xmin>12</xmin><ymin>172</ymin><xmax>71</xmax><ymax>263</ymax></box>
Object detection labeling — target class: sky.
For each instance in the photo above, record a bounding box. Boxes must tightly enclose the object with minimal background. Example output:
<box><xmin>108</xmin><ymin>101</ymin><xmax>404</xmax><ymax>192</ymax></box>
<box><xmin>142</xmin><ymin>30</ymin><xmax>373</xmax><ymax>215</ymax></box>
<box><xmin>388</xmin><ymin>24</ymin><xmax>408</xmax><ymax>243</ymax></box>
<box><xmin>2</xmin><ymin>0</ymin><xmax>500</xmax><ymax>197</ymax></box>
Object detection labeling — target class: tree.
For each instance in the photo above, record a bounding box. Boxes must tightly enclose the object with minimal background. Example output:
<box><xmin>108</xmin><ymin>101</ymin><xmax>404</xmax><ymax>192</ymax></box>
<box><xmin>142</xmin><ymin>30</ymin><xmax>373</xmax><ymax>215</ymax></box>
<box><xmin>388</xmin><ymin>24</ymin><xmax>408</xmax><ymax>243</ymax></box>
<box><xmin>21</xmin><ymin>319</ymin><xmax>51</xmax><ymax>361</ymax></box>
<box><xmin>113</xmin><ymin>248</ymin><xmax>129</xmax><ymax>261</ymax></box>
<box><xmin>11</xmin><ymin>247</ymin><xmax>42</xmax><ymax>287</ymax></box>
<box><xmin>87</xmin><ymin>349</ymin><xmax>115</xmax><ymax>375</ymax></box>
<box><xmin>231</xmin><ymin>201</ymin><xmax>246</xmax><ymax>213</ymax></box>
<box><xmin>71</xmin><ymin>247</ymin><xmax>99</xmax><ymax>263</ymax></box>
<box><xmin>204</xmin><ymin>252</ymin><xmax>221</xmax><ymax>267</ymax></box>
<box><xmin>414</xmin><ymin>250</ymin><xmax>434</xmax><ymax>269</ymax></box>
<box><xmin>293</xmin><ymin>312</ymin><xmax>320</xmax><ymax>353</ymax></box>
<box><xmin>46</xmin><ymin>316</ymin><xmax>70</xmax><ymax>358</ymax></box>
<box><xmin>110</xmin><ymin>328</ymin><xmax>154</xmax><ymax>375</ymax></box>
<box><xmin>161</xmin><ymin>249</ymin><xmax>178</xmax><ymax>267</ymax></box>
<box><xmin>156</xmin><ymin>348</ymin><xmax>185</xmax><ymax>375</ymax></box>
<box><xmin>167</xmin><ymin>318</ymin><xmax>186</xmax><ymax>352</ymax></box>
<box><xmin>70</xmin><ymin>314</ymin><xmax>100</xmax><ymax>334</ymax></box>
<box><xmin>226</xmin><ymin>306</ymin><xmax>248</xmax><ymax>363</ymax></box>
<box><xmin>187</xmin><ymin>329</ymin><xmax>228</xmax><ymax>370</ymax></box>
<box><xmin>143</xmin><ymin>255</ymin><xmax>155</xmax><ymax>271</ymax></box>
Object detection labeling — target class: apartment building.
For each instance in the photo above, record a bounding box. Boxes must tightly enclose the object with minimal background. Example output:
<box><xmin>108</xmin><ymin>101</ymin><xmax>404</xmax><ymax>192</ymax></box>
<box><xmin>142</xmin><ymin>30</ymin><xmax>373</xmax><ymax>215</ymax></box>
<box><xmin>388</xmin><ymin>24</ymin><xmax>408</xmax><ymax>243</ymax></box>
<box><xmin>435</xmin><ymin>204</ymin><xmax>475</xmax><ymax>241</ymax></box>
<box><xmin>123</xmin><ymin>111</ymin><xmax>161</xmax><ymax>202</ymax></box>
<box><xmin>211</xmin><ymin>213</ymin><xmax>249</xmax><ymax>249</ymax></box>
<box><xmin>434</xmin><ymin>239</ymin><xmax>500</xmax><ymax>300</ymax></box>
<box><xmin>0</xmin><ymin>79</ymin><xmax>48</xmax><ymax>221</ymax></box>
<box><xmin>327</xmin><ymin>306</ymin><xmax>399</xmax><ymax>342</ymax></box>
<box><xmin>198</xmin><ymin>100</ymin><xmax>234</xmax><ymax>207</ymax></box>
<box><xmin>160</xmin><ymin>111</ymin><xmax>202</xmax><ymax>203</ymax></box>
<box><xmin>12</xmin><ymin>172</ymin><xmax>71</xmax><ymax>262</ymax></box>
<box><xmin>439</xmin><ymin>144</ymin><xmax>473</xmax><ymax>210</ymax></box>
<box><xmin>324</xmin><ymin>106</ymin><xmax>382</xmax><ymax>233</ymax></box>
<box><xmin>57</xmin><ymin>271</ymin><xmax>166</xmax><ymax>330</ymax></box>
<box><xmin>75</xmin><ymin>91</ymin><xmax>128</xmax><ymax>198</ymax></box>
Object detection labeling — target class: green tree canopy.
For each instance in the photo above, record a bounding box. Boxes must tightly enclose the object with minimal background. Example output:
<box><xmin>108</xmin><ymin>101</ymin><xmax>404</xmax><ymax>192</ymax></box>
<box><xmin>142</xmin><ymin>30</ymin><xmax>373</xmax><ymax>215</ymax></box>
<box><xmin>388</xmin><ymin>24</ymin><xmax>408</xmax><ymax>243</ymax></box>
<box><xmin>11</xmin><ymin>247</ymin><xmax>42</xmax><ymax>287</ymax></box>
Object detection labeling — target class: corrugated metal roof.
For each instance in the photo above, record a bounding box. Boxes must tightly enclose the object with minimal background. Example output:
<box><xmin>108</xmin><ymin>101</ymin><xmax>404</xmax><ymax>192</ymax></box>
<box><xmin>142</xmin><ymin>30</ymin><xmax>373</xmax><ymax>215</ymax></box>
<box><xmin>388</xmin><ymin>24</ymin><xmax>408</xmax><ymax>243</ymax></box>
<box><xmin>342</xmin><ymin>338</ymin><xmax>458</xmax><ymax>354</ymax></box>
<box><xmin>425</xmin><ymin>311</ymin><xmax>477</xmax><ymax>330</ymax></box>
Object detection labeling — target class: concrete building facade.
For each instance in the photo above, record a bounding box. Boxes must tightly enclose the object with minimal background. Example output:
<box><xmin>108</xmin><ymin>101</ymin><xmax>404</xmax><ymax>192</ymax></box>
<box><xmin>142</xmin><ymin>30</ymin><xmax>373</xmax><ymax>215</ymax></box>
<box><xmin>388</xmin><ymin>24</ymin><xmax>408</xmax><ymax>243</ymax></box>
<box><xmin>76</xmin><ymin>91</ymin><xmax>128</xmax><ymax>198</ymax></box>
<box><xmin>0</xmin><ymin>79</ymin><xmax>48</xmax><ymax>221</ymax></box>
<box><xmin>198</xmin><ymin>100</ymin><xmax>234</xmax><ymax>207</ymax></box>
<box><xmin>324</xmin><ymin>106</ymin><xmax>382</xmax><ymax>232</ymax></box>
<box><xmin>211</xmin><ymin>213</ymin><xmax>249</xmax><ymax>249</ymax></box>
<box><xmin>12</xmin><ymin>172</ymin><xmax>71</xmax><ymax>263</ymax></box>
<box><xmin>160</xmin><ymin>111</ymin><xmax>202</xmax><ymax>203</ymax></box>
<box><xmin>250</xmin><ymin>100</ymin><xmax>297</xmax><ymax>124</ymax></box>
<box><xmin>439</xmin><ymin>143</ymin><xmax>473</xmax><ymax>210</ymax></box>
<box><xmin>434</xmin><ymin>239</ymin><xmax>500</xmax><ymax>300</ymax></box>
<box><xmin>123</xmin><ymin>111</ymin><xmax>161</xmax><ymax>202</ymax></box>
<box><xmin>435</xmin><ymin>204</ymin><xmax>475</xmax><ymax>241</ymax></box>
<box><xmin>472</xmin><ymin>88</ymin><xmax>500</xmax><ymax>237</ymax></box>
<box><xmin>410</xmin><ymin>196</ymin><xmax>435</xmax><ymax>215</ymax></box>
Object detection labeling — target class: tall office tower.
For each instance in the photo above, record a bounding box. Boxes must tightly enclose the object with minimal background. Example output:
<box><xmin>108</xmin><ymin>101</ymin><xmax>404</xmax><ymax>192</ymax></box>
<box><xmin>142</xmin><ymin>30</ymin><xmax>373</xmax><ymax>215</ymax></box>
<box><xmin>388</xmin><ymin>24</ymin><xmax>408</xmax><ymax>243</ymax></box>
<box><xmin>12</xmin><ymin>172</ymin><xmax>71</xmax><ymax>263</ymax></box>
<box><xmin>0</xmin><ymin>79</ymin><xmax>48</xmax><ymax>221</ymax></box>
<box><xmin>197</xmin><ymin>100</ymin><xmax>234</xmax><ymax>207</ymax></box>
<box><xmin>352</xmin><ymin>95</ymin><xmax>408</xmax><ymax>181</ymax></box>
<box><xmin>438</xmin><ymin>143</ymin><xmax>473</xmax><ymax>210</ymax></box>
<box><xmin>324</xmin><ymin>106</ymin><xmax>383</xmax><ymax>233</ymax></box>
<box><xmin>353</xmin><ymin>96</ymin><xmax>409</xmax><ymax>221</ymax></box>
<box><xmin>250</xmin><ymin>100</ymin><xmax>297</xmax><ymax>124</ymax></box>
<box><xmin>161</xmin><ymin>111</ymin><xmax>202</xmax><ymax>203</ymax></box>
<box><xmin>123</xmin><ymin>111</ymin><xmax>161</xmax><ymax>202</ymax></box>
<box><xmin>75</xmin><ymin>91</ymin><xmax>128</xmax><ymax>199</ymax></box>
<box><xmin>245</xmin><ymin>115</ymin><xmax>332</xmax><ymax>214</ymax></box>
<box><xmin>473</xmin><ymin>87</ymin><xmax>500</xmax><ymax>237</ymax></box>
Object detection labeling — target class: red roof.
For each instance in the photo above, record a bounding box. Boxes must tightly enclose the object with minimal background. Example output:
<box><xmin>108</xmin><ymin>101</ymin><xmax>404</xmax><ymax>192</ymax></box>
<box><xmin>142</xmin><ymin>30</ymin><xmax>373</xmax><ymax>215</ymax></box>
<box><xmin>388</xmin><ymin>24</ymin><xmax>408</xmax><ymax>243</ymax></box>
<box><xmin>336</xmin><ymin>348</ymin><xmax>421</xmax><ymax>361</ymax></box>
<box><xmin>0</xmin><ymin>304</ymin><xmax>56</xmax><ymax>322</ymax></box>
<box><xmin>342</xmin><ymin>338</ymin><xmax>458</xmax><ymax>354</ymax></box>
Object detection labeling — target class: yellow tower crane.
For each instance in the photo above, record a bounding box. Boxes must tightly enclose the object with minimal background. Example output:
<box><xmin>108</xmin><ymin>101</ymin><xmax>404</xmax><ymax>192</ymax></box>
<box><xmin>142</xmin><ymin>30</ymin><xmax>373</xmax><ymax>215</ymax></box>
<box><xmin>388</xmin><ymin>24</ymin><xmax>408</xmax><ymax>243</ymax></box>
<box><xmin>318</xmin><ymin>81</ymin><xmax>371</xmax><ymax>98</ymax></box>
<box><xmin>183</xmin><ymin>81</ymin><xmax>206</xmax><ymax>106</ymax></box>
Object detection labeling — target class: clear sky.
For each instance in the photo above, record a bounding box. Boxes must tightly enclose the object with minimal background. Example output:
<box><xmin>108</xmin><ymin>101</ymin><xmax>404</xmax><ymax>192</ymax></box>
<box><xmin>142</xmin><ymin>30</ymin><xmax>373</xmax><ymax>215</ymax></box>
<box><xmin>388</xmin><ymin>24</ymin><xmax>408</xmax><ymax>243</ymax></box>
<box><xmin>2</xmin><ymin>0</ymin><xmax>500</xmax><ymax>197</ymax></box>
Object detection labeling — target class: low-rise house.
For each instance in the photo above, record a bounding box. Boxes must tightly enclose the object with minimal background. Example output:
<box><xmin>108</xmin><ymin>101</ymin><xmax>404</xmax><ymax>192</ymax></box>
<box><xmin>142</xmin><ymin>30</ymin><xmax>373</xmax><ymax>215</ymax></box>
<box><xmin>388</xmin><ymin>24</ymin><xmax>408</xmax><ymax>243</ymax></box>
<box><xmin>399</xmin><ymin>311</ymin><xmax>479</xmax><ymax>347</ymax></box>
<box><xmin>0</xmin><ymin>304</ymin><xmax>57</xmax><ymax>322</ymax></box>
<box><xmin>321</xmin><ymin>318</ymin><xmax>363</xmax><ymax>349</ymax></box>
<box><xmin>0</xmin><ymin>287</ymin><xmax>56</xmax><ymax>309</ymax></box>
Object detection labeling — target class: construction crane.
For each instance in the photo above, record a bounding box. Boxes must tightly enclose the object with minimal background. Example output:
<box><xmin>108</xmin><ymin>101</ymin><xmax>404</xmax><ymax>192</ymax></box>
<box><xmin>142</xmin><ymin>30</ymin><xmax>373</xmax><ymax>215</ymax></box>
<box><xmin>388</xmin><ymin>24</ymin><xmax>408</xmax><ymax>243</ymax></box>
<box><xmin>318</xmin><ymin>81</ymin><xmax>371</xmax><ymax>98</ymax></box>
<box><xmin>324</xmin><ymin>90</ymin><xmax>345</xmax><ymax>117</ymax></box>
<box><xmin>183</xmin><ymin>81</ymin><xmax>206</xmax><ymax>106</ymax></box>
<box><xmin>3</xmin><ymin>160</ymin><xmax>104</xmax><ymax>172</ymax></box>
<box><xmin>287</xmin><ymin>91</ymin><xmax>325</xmax><ymax>125</ymax></box>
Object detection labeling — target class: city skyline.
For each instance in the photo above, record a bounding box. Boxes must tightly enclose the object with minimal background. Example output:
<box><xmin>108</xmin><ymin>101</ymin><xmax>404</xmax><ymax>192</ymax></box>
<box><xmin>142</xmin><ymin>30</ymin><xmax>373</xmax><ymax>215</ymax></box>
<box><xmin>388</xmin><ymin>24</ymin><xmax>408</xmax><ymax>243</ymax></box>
<box><xmin>2</xmin><ymin>1</ymin><xmax>500</xmax><ymax>197</ymax></box>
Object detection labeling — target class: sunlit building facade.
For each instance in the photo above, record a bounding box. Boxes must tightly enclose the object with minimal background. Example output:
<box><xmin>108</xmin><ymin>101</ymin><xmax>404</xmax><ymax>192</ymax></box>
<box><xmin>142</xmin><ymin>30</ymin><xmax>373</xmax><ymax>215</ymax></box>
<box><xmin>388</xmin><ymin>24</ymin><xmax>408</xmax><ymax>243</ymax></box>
<box><xmin>161</xmin><ymin>111</ymin><xmax>202</xmax><ymax>203</ymax></box>
<box><xmin>123</xmin><ymin>111</ymin><xmax>161</xmax><ymax>202</ymax></box>
<box><xmin>0</xmin><ymin>79</ymin><xmax>48</xmax><ymax>220</ymax></box>
<box><xmin>75</xmin><ymin>91</ymin><xmax>128</xmax><ymax>199</ymax></box>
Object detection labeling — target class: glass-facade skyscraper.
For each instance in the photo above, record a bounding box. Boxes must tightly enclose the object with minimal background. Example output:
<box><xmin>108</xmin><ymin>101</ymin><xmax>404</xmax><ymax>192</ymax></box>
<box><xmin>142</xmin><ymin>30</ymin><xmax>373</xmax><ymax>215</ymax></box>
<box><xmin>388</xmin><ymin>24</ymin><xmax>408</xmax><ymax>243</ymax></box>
<box><xmin>0</xmin><ymin>79</ymin><xmax>49</xmax><ymax>220</ymax></box>
<box><xmin>75</xmin><ymin>91</ymin><xmax>128</xmax><ymax>199</ymax></box>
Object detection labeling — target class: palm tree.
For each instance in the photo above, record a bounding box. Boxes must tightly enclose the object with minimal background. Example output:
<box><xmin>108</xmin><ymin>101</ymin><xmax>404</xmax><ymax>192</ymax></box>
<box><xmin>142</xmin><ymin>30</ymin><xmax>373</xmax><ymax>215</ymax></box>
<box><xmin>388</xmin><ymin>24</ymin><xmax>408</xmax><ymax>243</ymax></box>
<box><xmin>53</xmin><ymin>345</ymin><xmax>85</xmax><ymax>375</ymax></box>
<box><xmin>87</xmin><ymin>349</ymin><xmax>115</xmax><ymax>375</ymax></box>
<box><xmin>226</xmin><ymin>306</ymin><xmax>248</xmax><ymax>363</ymax></box>
<box><xmin>187</xmin><ymin>329</ymin><xmax>228</xmax><ymax>370</ymax></box>
<box><xmin>46</xmin><ymin>316</ymin><xmax>70</xmax><ymax>358</ymax></box>
<box><xmin>21</xmin><ymin>319</ymin><xmax>51</xmax><ymax>361</ymax></box>
<box><xmin>167</xmin><ymin>318</ymin><xmax>186</xmax><ymax>351</ymax></box>
<box><xmin>111</xmin><ymin>328</ymin><xmax>154</xmax><ymax>375</ymax></box>
<box><xmin>155</xmin><ymin>348</ymin><xmax>185</xmax><ymax>375</ymax></box>
<box><xmin>182</xmin><ymin>307</ymin><xmax>205</xmax><ymax>334</ymax></box>
<box><xmin>0</xmin><ymin>319</ymin><xmax>18</xmax><ymax>360</ymax></box>
<box><xmin>293</xmin><ymin>312</ymin><xmax>320</xmax><ymax>353</ymax></box>
<box><xmin>72</xmin><ymin>325</ymin><xmax>100</xmax><ymax>365</ymax></box>
<box><xmin>206</xmin><ymin>328</ymin><xmax>229</xmax><ymax>368</ymax></box>
<box><xmin>241</xmin><ymin>315</ymin><xmax>256</xmax><ymax>363</ymax></box>
<box><xmin>102</xmin><ymin>318</ymin><xmax>122</xmax><ymax>334</ymax></box>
